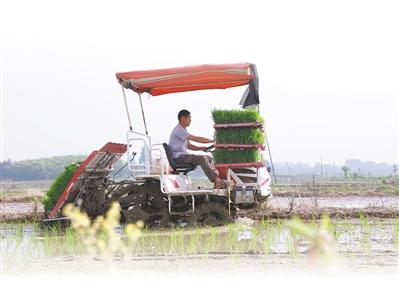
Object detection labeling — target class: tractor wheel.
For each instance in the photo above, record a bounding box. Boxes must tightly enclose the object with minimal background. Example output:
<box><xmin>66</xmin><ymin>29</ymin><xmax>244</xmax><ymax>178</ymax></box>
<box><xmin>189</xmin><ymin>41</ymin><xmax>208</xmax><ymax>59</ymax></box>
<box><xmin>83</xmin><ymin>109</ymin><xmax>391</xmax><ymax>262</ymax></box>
<box><xmin>145</xmin><ymin>205</ymin><xmax>170</xmax><ymax>228</ymax></box>
<box><xmin>121</xmin><ymin>203</ymin><xmax>170</xmax><ymax>228</ymax></box>
<box><xmin>189</xmin><ymin>202</ymin><xmax>231</xmax><ymax>227</ymax></box>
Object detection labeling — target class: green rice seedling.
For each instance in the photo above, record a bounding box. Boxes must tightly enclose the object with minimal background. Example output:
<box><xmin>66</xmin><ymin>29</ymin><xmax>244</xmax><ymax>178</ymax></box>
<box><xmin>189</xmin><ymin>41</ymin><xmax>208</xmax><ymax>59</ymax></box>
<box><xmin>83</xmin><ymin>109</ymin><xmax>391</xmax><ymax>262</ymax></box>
<box><xmin>359</xmin><ymin>212</ymin><xmax>369</xmax><ymax>231</ymax></box>
<box><xmin>14</xmin><ymin>224</ymin><xmax>24</xmax><ymax>248</ymax></box>
<box><xmin>172</xmin><ymin>228</ymin><xmax>182</xmax><ymax>255</ymax></box>
<box><xmin>358</xmin><ymin>212</ymin><xmax>371</xmax><ymax>252</ymax></box>
<box><xmin>64</xmin><ymin>226</ymin><xmax>79</xmax><ymax>255</ymax></box>
<box><xmin>29</xmin><ymin>224</ymin><xmax>42</xmax><ymax>254</ymax></box>
<box><xmin>42</xmin><ymin>232</ymin><xmax>52</xmax><ymax>254</ymax></box>
<box><xmin>328</xmin><ymin>220</ymin><xmax>341</xmax><ymax>240</ymax></box>
<box><xmin>43</xmin><ymin>162</ymin><xmax>80</xmax><ymax>212</ymax></box>
<box><xmin>43</xmin><ymin>228</ymin><xmax>56</xmax><ymax>256</ymax></box>
<box><xmin>203</xmin><ymin>227</ymin><xmax>218</xmax><ymax>254</ymax></box>
<box><xmin>169</xmin><ymin>229</ymin><xmax>180</xmax><ymax>255</ymax></box>
<box><xmin>360</xmin><ymin>233</ymin><xmax>371</xmax><ymax>253</ymax></box>
<box><xmin>249</xmin><ymin>227</ymin><xmax>259</xmax><ymax>252</ymax></box>
<box><xmin>176</xmin><ymin>228</ymin><xmax>186</xmax><ymax>255</ymax></box>
<box><xmin>188</xmin><ymin>228</ymin><xmax>202</xmax><ymax>254</ymax></box>
<box><xmin>213</xmin><ymin>149</ymin><xmax>261</xmax><ymax>164</ymax></box>
<box><xmin>310</xmin><ymin>217</ymin><xmax>340</xmax><ymax>240</ymax></box>
<box><xmin>215</xmin><ymin>128</ymin><xmax>265</xmax><ymax>145</ymax></box>
<box><xmin>286</xmin><ymin>223</ymin><xmax>299</xmax><ymax>258</ymax></box>
<box><xmin>212</xmin><ymin>109</ymin><xmax>264</xmax><ymax>124</ymax></box>
<box><xmin>131</xmin><ymin>234</ymin><xmax>144</xmax><ymax>257</ymax></box>
<box><xmin>149</xmin><ymin>234</ymin><xmax>162</xmax><ymax>256</ymax></box>
<box><xmin>148</xmin><ymin>233</ymin><xmax>161</xmax><ymax>255</ymax></box>
<box><xmin>211</xmin><ymin>227</ymin><xmax>220</xmax><ymax>251</ymax></box>
<box><xmin>226</xmin><ymin>223</ymin><xmax>239</xmax><ymax>255</ymax></box>
<box><xmin>276</xmin><ymin>219</ymin><xmax>283</xmax><ymax>233</ymax></box>
<box><xmin>309</xmin><ymin>217</ymin><xmax>318</xmax><ymax>230</ymax></box>
<box><xmin>287</xmin><ymin>236</ymin><xmax>299</xmax><ymax>258</ymax></box>
<box><xmin>51</xmin><ymin>223</ymin><xmax>61</xmax><ymax>235</ymax></box>
<box><xmin>159</xmin><ymin>235</ymin><xmax>170</xmax><ymax>256</ymax></box>
<box><xmin>262</xmin><ymin>226</ymin><xmax>275</xmax><ymax>257</ymax></box>
<box><xmin>31</xmin><ymin>222</ymin><xmax>41</xmax><ymax>237</ymax></box>
<box><xmin>395</xmin><ymin>217</ymin><xmax>399</xmax><ymax>250</ymax></box>
<box><xmin>130</xmin><ymin>226</ymin><xmax>146</xmax><ymax>256</ymax></box>
<box><xmin>260</xmin><ymin>218</ymin><xmax>269</xmax><ymax>231</ymax></box>
<box><xmin>342</xmin><ymin>218</ymin><xmax>354</xmax><ymax>233</ymax></box>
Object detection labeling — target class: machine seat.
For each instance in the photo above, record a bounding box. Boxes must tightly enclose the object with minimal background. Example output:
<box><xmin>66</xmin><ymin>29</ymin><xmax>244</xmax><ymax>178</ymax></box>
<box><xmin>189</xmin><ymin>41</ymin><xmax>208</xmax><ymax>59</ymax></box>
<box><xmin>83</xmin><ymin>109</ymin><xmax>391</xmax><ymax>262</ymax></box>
<box><xmin>162</xmin><ymin>143</ymin><xmax>196</xmax><ymax>175</ymax></box>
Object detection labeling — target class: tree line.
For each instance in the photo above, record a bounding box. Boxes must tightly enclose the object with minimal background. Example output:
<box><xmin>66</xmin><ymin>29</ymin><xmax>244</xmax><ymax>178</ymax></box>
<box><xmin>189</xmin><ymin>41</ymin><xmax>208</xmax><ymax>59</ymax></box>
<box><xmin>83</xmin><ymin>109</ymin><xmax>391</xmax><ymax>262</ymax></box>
<box><xmin>1</xmin><ymin>155</ymin><xmax>396</xmax><ymax>181</ymax></box>
<box><xmin>0</xmin><ymin>155</ymin><xmax>86</xmax><ymax>181</ymax></box>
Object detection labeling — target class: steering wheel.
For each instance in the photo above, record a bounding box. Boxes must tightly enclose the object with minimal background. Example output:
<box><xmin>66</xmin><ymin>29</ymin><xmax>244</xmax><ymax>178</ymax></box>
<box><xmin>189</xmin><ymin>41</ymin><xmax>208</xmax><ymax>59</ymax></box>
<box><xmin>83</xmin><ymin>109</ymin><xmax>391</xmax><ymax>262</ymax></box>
<box><xmin>203</xmin><ymin>145</ymin><xmax>215</xmax><ymax>152</ymax></box>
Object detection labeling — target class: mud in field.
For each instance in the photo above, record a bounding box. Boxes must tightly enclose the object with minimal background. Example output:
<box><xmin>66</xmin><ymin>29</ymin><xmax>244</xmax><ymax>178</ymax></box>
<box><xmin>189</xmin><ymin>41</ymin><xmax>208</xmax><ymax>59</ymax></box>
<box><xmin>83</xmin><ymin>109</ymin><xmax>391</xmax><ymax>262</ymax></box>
<box><xmin>1</xmin><ymin>196</ymin><xmax>397</xmax><ymax>223</ymax></box>
<box><xmin>0</xmin><ymin>202</ymin><xmax>44</xmax><ymax>222</ymax></box>
<box><xmin>247</xmin><ymin>196</ymin><xmax>399</xmax><ymax>219</ymax></box>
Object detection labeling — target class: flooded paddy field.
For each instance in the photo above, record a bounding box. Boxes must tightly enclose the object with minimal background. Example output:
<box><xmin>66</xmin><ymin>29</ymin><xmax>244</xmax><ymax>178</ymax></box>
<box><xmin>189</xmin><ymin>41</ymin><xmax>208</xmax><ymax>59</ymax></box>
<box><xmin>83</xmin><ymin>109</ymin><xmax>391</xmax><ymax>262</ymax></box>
<box><xmin>1</xmin><ymin>180</ymin><xmax>398</xmax><ymax>276</ymax></box>
<box><xmin>1</xmin><ymin>216</ymin><xmax>398</xmax><ymax>276</ymax></box>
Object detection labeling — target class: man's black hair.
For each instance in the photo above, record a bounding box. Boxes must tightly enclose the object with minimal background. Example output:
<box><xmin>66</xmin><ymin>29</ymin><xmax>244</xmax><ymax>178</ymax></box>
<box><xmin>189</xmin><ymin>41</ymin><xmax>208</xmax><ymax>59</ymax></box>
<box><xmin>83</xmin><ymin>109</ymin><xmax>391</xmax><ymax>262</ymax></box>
<box><xmin>178</xmin><ymin>109</ymin><xmax>190</xmax><ymax>121</ymax></box>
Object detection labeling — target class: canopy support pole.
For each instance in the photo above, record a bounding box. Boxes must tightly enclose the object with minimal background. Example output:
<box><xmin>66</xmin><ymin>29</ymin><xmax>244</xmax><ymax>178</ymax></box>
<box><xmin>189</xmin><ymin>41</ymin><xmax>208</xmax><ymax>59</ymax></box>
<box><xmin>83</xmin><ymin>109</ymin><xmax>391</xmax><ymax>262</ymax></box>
<box><xmin>121</xmin><ymin>86</ymin><xmax>133</xmax><ymax>130</ymax></box>
<box><xmin>264</xmin><ymin>129</ymin><xmax>277</xmax><ymax>184</ymax></box>
<box><xmin>138</xmin><ymin>93</ymin><xmax>149</xmax><ymax>136</ymax></box>
<box><xmin>257</xmin><ymin>105</ymin><xmax>276</xmax><ymax>183</ymax></box>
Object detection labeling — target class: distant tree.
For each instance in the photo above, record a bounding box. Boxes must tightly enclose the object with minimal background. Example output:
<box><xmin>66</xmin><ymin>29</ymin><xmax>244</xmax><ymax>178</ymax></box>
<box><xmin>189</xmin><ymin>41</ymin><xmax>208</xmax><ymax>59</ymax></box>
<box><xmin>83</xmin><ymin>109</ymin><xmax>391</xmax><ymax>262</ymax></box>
<box><xmin>0</xmin><ymin>155</ymin><xmax>85</xmax><ymax>181</ymax></box>
<box><xmin>342</xmin><ymin>166</ymin><xmax>350</xmax><ymax>178</ymax></box>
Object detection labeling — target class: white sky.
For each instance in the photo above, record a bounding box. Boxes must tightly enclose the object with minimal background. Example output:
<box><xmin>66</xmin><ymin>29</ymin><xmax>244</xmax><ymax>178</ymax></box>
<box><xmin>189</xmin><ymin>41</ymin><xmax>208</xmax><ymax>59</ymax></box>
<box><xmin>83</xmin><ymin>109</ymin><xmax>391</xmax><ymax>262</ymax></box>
<box><xmin>0</xmin><ymin>0</ymin><xmax>398</xmax><ymax>164</ymax></box>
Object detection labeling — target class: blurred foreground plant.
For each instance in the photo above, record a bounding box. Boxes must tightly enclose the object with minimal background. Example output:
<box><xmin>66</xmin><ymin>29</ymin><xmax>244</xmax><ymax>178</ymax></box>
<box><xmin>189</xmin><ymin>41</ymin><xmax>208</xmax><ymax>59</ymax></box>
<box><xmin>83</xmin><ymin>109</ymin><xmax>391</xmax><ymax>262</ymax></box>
<box><xmin>286</xmin><ymin>214</ymin><xmax>337</xmax><ymax>267</ymax></box>
<box><xmin>63</xmin><ymin>202</ymin><xmax>143</xmax><ymax>257</ymax></box>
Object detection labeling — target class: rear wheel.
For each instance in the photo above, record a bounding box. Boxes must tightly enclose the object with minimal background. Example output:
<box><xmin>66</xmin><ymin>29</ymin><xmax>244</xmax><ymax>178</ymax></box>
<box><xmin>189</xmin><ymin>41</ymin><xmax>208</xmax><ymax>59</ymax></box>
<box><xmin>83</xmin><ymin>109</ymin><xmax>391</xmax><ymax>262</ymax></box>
<box><xmin>118</xmin><ymin>179</ymin><xmax>170</xmax><ymax>228</ymax></box>
<box><xmin>121</xmin><ymin>203</ymin><xmax>170</xmax><ymax>228</ymax></box>
<box><xmin>189</xmin><ymin>202</ymin><xmax>231</xmax><ymax>227</ymax></box>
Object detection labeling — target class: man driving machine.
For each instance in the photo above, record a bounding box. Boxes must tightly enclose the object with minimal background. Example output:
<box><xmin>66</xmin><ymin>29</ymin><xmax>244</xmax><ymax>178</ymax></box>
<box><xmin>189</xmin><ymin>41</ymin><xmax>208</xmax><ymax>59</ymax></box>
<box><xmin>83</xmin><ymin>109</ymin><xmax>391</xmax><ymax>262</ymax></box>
<box><xmin>168</xmin><ymin>109</ymin><xmax>224</xmax><ymax>189</ymax></box>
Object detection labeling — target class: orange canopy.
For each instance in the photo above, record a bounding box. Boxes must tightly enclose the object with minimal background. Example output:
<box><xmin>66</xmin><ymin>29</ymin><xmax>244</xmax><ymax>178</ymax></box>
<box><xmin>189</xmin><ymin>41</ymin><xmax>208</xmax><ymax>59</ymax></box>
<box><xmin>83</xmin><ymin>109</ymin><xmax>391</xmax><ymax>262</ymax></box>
<box><xmin>116</xmin><ymin>63</ymin><xmax>254</xmax><ymax>96</ymax></box>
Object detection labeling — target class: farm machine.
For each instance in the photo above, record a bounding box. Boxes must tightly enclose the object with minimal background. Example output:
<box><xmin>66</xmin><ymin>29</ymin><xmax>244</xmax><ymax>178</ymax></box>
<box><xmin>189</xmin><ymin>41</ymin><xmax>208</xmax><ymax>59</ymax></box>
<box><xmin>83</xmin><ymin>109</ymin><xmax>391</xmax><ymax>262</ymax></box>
<box><xmin>46</xmin><ymin>63</ymin><xmax>273</xmax><ymax>227</ymax></box>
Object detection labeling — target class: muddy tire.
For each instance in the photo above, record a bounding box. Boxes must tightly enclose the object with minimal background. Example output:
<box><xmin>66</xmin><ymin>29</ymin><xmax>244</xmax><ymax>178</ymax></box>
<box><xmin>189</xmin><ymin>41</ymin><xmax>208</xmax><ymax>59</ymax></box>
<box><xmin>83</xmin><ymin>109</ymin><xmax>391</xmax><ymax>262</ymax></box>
<box><xmin>190</xmin><ymin>202</ymin><xmax>231</xmax><ymax>227</ymax></box>
<box><xmin>146</xmin><ymin>208</ymin><xmax>170</xmax><ymax>228</ymax></box>
<box><xmin>121</xmin><ymin>205</ymin><xmax>170</xmax><ymax>228</ymax></box>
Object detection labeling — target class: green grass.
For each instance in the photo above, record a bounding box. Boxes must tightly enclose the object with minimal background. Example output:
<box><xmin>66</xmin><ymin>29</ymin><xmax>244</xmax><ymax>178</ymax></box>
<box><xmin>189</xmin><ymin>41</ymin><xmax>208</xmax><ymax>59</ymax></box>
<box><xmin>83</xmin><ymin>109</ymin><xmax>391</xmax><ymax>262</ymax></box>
<box><xmin>212</xmin><ymin>108</ymin><xmax>264</xmax><ymax>124</ymax></box>
<box><xmin>43</xmin><ymin>162</ymin><xmax>80</xmax><ymax>212</ymax></box>
<box><xmin>215</xmin><ymin>128</ymin><xmax>265</xmax><ymax>144</ymax></box>
<box><xmin>213</xmin><ymin>149</ymin><xmax>261</xmax><ymax>164</ymax></box>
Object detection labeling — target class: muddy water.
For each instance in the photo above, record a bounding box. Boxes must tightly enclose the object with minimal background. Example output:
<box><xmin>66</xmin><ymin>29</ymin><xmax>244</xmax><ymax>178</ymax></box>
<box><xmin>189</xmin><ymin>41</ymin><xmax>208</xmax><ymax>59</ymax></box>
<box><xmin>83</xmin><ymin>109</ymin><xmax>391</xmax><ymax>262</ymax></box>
<box><xmin>0</xmin><ymin>203</ymin><xmax>40</xmax><ymax>214</ymax></box>
<box><xmin>267</xmin><ymin>196</ymin><xmax>398</xmax><ymax>209</ymax></box>
<box><xmin>1</xmin><ymin>218</ymin><xmax>397</xmax><ymax>275</ymax></box>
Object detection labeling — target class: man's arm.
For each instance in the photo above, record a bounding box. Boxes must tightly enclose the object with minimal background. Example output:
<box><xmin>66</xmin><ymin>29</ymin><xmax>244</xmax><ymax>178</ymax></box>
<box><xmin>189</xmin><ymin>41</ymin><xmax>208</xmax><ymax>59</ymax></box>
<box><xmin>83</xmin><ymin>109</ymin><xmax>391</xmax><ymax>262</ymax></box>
<box><xmin>187</xmin><ymin>134</ymin><xmax>213</xmax><ymax>144</ymax></box>
<box><xmin>187</xmin><ymin>141</ymin><xmax>207</xmax><ymax>151</ymax></box>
